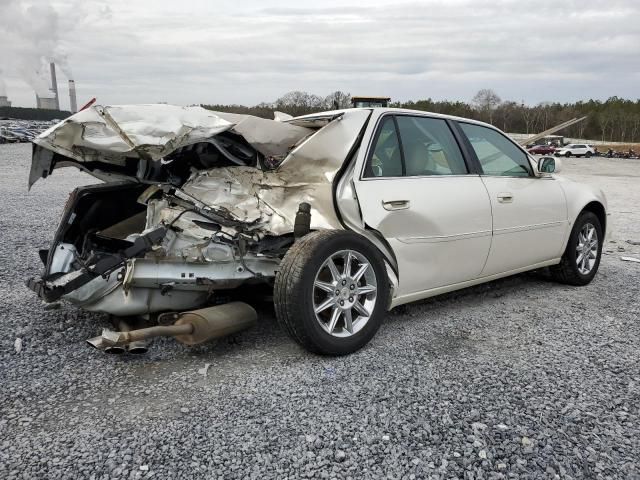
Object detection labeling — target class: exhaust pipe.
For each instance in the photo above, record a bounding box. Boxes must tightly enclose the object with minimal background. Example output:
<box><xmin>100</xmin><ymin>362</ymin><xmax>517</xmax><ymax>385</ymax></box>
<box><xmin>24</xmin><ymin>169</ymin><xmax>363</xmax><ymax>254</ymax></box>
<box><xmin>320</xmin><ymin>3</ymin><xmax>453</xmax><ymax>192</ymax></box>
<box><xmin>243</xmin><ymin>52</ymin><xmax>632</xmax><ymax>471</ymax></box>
<box><xmin>105</xmin><ymin>344</ymin><xmax>126</xmax><ymax>355</ymax></box>
<box><xmin>118</xmin><ymin>318</ymin><xmax>149</xmax><ymax>354</ymax></box>
<box><xmin>87</xmin><ymin>319</ymin><xmax>143</xmax><ymax>354</ymax></box>
<box><xmin>105</xmin><ymin>319</ymin><xmax>129</xmax><ymax>354</ymax></box>
<box><xmin>87</xmin><ymin>302</ymin><xmax>257</xmax><ymax>351</ymax></box>
<box><xmin>127</xmin><ymin>339</ymin><xmax>149</xmax><ymax>355</ymax></box>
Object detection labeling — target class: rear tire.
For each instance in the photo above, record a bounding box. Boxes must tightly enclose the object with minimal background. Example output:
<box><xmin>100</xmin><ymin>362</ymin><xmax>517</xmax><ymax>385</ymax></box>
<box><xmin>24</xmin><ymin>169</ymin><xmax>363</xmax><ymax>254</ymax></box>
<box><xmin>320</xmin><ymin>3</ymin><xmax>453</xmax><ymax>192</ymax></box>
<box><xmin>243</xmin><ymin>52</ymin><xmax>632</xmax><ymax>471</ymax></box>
<box><xmin>550</xmin><ymin>211</ymin><xmax>602</xmax><ymax>286</ymax></box>
<box><xmin>274</xmin><ymin>230</ymin><xmax>389</xmax><ymax>355</ymax></box>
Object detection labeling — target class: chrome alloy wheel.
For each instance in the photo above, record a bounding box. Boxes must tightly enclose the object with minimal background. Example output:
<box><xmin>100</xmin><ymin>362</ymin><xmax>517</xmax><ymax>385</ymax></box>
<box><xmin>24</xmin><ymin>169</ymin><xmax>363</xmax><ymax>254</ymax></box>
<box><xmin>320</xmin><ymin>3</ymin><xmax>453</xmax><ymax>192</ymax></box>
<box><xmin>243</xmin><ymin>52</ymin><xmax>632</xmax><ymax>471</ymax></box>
<box><xmin>312</xmin><ymin>250</ymin><xmax>378</xmax><ymax>338</ymax></box>
<box><xmin>576</xmin><ymin>223</ymin><xmax>598</xmax><ymax>275</ymax></box>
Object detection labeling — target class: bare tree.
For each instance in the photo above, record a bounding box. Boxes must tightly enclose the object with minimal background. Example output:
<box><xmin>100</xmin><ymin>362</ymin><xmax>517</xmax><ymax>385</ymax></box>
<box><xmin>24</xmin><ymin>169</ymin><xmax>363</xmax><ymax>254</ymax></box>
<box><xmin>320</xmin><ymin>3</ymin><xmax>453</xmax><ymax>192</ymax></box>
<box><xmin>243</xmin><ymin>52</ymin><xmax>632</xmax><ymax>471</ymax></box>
<box><xmin>472</xmin><ymin>89</ymin><xmax>502</xmax><ymax>124</ymax></box>
<box><xmin>324</xmin><ymin>91</ymin><xmax>351</xmax><ymax>110</ymax></box>
<box><xmin>538</xmin><ymin>102</ymin><xmax>553</xmax><ymax>131</ymax></box>
<box><xmin>275</xmin><ymin>91</ymin><xmax>325</xmax><ymax>116</ymax></box>
<box><xmin>631</xmin><ymin>115</ymin><xmax>640</xmax><ymax>143</ymax></box>
<box><xmin>598</xmin><ymin>112</ymin><xmax>613</xmax><ymax>142</ymax></box>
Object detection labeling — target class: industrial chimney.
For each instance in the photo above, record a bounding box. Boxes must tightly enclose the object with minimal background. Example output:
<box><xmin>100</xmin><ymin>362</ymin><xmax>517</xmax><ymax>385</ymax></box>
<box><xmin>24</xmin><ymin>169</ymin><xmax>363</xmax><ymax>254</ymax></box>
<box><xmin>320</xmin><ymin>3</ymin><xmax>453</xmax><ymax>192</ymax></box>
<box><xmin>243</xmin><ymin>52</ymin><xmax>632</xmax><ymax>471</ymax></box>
<box><xmin>68</xmin><ymin>80</ymin><xmax>78</xmax><ymax>113</ymax></box>
<box><xmin>49</xmin><ymin>62</ymin><xmax>60</xmax><ymax>110</ymax></box>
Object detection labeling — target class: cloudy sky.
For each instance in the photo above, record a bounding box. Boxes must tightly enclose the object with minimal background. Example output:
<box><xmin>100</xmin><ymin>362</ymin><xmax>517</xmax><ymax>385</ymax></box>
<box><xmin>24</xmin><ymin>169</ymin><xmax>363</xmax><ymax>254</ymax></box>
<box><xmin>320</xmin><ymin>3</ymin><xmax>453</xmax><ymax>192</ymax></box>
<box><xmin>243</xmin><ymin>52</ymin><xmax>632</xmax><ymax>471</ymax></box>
<box><xmin>1</xmin><ymin>0</ymin><xmax>639</xmax><ymax>110</ymax></box>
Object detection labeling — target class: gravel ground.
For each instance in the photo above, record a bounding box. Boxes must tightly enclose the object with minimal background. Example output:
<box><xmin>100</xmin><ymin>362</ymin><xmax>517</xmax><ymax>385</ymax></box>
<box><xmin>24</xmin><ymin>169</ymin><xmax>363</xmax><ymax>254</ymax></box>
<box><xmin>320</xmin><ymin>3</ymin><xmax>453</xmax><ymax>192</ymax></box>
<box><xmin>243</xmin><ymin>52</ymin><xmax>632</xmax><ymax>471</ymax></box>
<box><xmin>1</xmin><ymin>144</ymin><xmax>639</xmax><ymax>479</ymax></box>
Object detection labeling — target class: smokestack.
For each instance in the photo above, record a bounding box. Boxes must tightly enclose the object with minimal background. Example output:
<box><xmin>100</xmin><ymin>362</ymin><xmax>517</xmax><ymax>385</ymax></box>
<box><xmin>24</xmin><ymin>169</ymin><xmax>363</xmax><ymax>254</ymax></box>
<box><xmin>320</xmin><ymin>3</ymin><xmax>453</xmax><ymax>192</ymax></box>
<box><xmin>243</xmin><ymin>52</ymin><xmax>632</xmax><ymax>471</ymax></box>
<box><xmin>49</xmin><ymin>62</ymin><xmax>59</xmax><ymax>110</ymax></box>
<box><xmin>68</xmin><ymin>80</ymin><xmax>77</xmax><ymax>113</ymax></box>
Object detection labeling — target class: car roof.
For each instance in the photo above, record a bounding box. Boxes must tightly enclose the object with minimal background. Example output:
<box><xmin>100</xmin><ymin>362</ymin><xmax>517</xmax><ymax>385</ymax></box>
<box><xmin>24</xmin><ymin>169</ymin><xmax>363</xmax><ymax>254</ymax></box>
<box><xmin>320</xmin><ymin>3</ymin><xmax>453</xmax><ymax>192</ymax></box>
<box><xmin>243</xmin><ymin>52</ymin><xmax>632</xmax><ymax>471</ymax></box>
<box><xmin>289</xmin><ymin>107</ymin><xmax>496</xmax><ymax>130</ymax></box>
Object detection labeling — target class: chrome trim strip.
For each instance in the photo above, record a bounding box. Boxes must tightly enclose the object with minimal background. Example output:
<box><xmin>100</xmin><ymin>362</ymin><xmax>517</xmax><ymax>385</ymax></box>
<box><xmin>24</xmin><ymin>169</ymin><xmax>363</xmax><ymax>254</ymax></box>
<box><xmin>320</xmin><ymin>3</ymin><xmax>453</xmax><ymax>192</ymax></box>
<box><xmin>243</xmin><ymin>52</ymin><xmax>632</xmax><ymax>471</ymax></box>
<box><xmin>361</xmin><ymin>174</ymin><xmax>478</xmax><ymax>181</ymax></box>
<box><xmin>398</xmin><ymin>230</ymin><xmax>492</xmax><ymax>244</ymax></box>
<box><xmin>493</xmin><ymin>220</ymin><xmax>568</xmax><ymax>236</ymax></box>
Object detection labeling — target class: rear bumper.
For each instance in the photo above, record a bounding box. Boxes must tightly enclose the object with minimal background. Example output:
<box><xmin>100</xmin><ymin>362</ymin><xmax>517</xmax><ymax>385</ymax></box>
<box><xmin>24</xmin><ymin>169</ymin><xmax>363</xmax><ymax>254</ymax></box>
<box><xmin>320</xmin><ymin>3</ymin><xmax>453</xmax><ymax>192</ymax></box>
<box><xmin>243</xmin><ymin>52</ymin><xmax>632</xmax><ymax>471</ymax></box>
<box><xmin>25</xmin><ymin>227</ymin><xmax>168</xmax><ymax>304</ymax></box>
<box><xmin>25</xmin><ymin>277</ymin><xmax>55</xmax><ymax>302</ymax></box>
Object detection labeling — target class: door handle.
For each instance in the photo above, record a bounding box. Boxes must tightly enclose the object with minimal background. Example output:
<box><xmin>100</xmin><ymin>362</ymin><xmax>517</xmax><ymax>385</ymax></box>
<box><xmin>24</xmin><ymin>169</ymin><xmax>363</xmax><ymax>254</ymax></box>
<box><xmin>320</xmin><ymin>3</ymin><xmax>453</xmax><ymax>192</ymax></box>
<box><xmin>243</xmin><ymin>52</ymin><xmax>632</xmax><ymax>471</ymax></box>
<box><xmin>382</xmin><ymin>200</ymin><xmax>410</xmax><ymax>211</ymax></box>
<box><xmin>497</xmin><ymin>193</ymin><xmax>513</xmax><ymax>203</ymax></box>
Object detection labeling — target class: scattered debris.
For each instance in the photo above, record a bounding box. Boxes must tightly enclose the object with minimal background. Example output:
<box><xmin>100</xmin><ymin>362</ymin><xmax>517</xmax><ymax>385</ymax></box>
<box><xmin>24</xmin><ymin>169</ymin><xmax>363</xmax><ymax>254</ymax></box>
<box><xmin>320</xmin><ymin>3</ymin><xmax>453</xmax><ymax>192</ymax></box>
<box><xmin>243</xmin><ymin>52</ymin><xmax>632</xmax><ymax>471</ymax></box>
<box><xmin>198</xmin><ymin>363</ymin><xmax>212</xmax><ymax>377</ymax></box>
<box><xmin>626</xmin><ymin>239</ymin><xmax>640</xmax><ymax>246</ymax></box>
<box><xmin>621</xmin><ymin>256</ymin><xmax>640</xmax><ymax>263</ymax></box>
<box><xmin>43</xmin><ymin>302</ymin><xmax>61</xmax><ymax>311</ymax></box>
<box><xmin>139</xmin><ymin>465</ymin><xmax>149</xmax><ymax>472</ymax></box>
<box><xmin>472</xmin><ymin>422</ymin><xmax>488</xmax><ymax>431</ymax></box>
<box><xmin>14</xmin><ymin>337</ymin><xmax>22</xmax><ymax>354</ymax></box>
<box><xmin>324</xmin><ymin>366</ymin><xmax>336</xmax><ymax>380</ymax></box>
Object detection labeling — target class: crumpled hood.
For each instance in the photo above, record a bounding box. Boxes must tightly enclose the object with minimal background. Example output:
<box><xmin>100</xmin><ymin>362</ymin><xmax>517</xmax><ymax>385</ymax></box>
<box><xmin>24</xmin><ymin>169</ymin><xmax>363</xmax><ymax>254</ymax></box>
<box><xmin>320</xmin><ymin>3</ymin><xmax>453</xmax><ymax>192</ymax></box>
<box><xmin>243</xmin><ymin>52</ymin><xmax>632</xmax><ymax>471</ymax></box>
<box><xmin>34</xmin><ymin>104</ymin><xmax>235</xmax><ymax>162</ymax></box>
<box><xmin>29</xmin><ymin>105</ymin><xmax>372</xmax><ymax>238</ymax></box>
<box><xmin>29</xmin><ymin>104</ymin><xmax>314</xmax><ymax>187</ymax></box>
<box><xmin>147</xmin><ymin>109</ymin><xmax>373</xmax><ymax>237</ymax></box>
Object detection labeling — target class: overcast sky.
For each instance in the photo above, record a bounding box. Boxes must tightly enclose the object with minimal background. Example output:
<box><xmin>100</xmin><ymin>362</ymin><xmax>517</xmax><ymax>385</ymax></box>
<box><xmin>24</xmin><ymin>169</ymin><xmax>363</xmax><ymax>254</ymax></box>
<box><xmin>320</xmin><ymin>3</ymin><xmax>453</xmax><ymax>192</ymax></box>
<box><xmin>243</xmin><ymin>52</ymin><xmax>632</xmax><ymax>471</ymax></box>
<box><xmin>1</xmin><ymin>0</ymin><xmax>639</xmax><ymax>110</ymax></box>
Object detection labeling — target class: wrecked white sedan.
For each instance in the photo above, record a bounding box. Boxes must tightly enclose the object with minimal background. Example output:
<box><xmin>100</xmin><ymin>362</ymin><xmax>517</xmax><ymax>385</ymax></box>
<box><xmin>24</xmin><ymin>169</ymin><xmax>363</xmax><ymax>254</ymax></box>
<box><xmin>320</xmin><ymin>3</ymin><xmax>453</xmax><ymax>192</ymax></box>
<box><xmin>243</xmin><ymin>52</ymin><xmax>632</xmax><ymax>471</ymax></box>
<box><xmin>27</xmin><ymin>105</ymin><xmax>607</xmax><ymax>355</ymax></box>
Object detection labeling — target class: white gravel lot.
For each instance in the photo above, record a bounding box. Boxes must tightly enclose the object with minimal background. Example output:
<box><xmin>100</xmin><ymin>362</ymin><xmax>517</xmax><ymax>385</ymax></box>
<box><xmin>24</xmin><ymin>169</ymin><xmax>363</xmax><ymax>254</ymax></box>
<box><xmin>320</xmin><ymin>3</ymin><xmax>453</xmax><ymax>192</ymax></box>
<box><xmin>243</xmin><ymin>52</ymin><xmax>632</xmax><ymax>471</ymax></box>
<box><xmin>1</xmin><ymin>144</ymin><xmax>639</xmax><ymax>479</ymax></box>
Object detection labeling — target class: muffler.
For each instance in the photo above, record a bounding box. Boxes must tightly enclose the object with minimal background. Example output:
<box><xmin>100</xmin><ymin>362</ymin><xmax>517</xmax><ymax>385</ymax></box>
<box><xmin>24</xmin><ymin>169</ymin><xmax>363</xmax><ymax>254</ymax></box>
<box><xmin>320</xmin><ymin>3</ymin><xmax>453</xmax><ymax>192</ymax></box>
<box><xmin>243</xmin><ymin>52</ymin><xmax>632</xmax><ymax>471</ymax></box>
<box><xmin>87</xmin><ymin>302</ymin><xmax>257</xmax><ymax>351</ymax></box>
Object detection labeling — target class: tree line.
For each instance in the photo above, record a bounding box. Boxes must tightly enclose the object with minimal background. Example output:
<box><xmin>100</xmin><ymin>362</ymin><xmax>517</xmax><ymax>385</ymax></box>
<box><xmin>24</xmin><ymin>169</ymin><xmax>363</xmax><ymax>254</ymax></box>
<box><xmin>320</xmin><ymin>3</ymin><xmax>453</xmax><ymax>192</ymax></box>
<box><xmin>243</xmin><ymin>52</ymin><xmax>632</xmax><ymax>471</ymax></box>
<box><xmin>0</xmin><ymin>106</ymin><xmax>71</xmax><ymax>121</ymax></box>
<box><xmin>203</xmin><ymin>90</ymin><xmax>640</xmax><ymax>143</ymax></box>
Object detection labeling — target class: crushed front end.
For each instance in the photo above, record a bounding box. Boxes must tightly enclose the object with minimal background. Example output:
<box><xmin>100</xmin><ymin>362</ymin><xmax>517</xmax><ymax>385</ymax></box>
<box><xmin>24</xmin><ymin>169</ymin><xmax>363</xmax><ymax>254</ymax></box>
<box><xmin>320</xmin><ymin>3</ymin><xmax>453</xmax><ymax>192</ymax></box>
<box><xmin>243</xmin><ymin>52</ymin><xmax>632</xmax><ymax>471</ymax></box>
<box><xmin>26</xmin><ymin>105</ymin><xmax>371</xmax><ymax>320</ymax></box>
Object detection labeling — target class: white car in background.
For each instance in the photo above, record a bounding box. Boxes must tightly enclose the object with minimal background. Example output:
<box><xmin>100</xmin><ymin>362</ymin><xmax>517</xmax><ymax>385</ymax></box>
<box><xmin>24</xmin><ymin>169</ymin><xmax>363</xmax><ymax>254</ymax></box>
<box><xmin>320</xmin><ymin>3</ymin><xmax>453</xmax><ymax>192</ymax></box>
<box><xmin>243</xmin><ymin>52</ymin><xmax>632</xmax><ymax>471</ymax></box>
<box><xmin>555</xmin><ymin>144</ymin><xmax>595</xmax><ymax>157</ymax></box>
<box><xmin>27</xmin><ymin>106</ymin><xmax>607</xmax><ymax>356</ymax></box>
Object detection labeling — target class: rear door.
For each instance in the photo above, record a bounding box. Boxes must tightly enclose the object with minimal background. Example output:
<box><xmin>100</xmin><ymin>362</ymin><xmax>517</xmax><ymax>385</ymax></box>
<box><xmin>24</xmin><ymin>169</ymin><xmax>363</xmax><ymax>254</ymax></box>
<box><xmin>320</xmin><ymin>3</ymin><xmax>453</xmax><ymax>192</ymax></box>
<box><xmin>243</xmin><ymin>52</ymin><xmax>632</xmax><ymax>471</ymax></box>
<box><xmin>456</xmin><ymin>122</ymin><xmax>568</xmax><ymax>276</ymax></box>
<box><xmin>353</xmin><ymin>113</ymin><xmax>493</xmax><ymax>297</ymax></box>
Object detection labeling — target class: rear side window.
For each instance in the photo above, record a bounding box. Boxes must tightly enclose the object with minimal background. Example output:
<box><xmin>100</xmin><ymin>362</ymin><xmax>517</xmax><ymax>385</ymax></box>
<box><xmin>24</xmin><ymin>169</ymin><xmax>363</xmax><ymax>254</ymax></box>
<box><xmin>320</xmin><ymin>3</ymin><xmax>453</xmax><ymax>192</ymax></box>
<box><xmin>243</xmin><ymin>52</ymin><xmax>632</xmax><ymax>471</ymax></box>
<box><xmin>395</xmin><ymin>116</ymin><xmax>467</xmax><ymax>176</ymax></box>
<box><xmin>364</xmin><ymin>115</ymin><xmax>467</xmax><ymax>178</ymax></box>
<box><xmin>365</xmin><ymin>116</ymin><xmax>403</xmax><ymax>177</ymax></box>
<box><xmin>459</xmin><ymin>123</ymin><xmax>532</xmax><ymax>177</ymax></box>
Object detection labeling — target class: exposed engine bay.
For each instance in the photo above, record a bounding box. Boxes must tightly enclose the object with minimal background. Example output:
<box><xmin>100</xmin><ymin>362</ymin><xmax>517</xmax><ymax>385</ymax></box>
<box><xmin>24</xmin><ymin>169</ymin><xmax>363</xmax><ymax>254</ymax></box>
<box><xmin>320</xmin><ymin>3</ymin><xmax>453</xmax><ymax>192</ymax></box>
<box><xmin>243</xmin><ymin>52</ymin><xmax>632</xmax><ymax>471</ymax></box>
<box><xmin>26</xmin><ymin>105</ymin><xmax>372</xmax><ymax>323</ymax></box>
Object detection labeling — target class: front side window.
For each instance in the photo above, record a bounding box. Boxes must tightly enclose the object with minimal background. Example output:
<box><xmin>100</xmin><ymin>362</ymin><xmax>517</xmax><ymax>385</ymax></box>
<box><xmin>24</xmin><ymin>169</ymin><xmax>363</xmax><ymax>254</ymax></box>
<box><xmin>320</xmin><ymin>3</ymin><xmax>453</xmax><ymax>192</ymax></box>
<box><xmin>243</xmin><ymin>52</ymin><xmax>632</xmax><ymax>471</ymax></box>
<box><xmin>395</xmin><ymin>116</ymin><xmax>467</xmax><ymax>176</ymax></box>
<box><xmin>459</xmin><ymin>123</ymin><xmax>532</xmax><ymax>177</ymax></box>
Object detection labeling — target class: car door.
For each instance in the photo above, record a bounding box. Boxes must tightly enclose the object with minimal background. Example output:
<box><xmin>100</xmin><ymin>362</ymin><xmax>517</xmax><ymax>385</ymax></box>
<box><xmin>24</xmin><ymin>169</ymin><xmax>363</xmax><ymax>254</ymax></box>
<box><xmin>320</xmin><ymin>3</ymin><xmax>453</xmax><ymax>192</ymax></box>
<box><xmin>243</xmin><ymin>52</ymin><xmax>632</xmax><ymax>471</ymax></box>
<box><xmin>352</xmin><ymin>113</ymin><xmax>493</xmax><ymax>297</ymax></box>
<box><xmin>456</xmin><ymin>122</ymin><xmax>569</xmax><ymax>276</ymax></box>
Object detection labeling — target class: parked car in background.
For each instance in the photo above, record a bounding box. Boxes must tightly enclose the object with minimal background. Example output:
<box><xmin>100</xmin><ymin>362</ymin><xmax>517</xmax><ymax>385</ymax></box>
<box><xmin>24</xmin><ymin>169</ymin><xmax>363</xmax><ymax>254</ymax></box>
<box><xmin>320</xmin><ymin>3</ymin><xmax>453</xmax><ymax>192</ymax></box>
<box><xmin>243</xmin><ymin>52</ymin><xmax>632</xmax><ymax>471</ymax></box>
<box><xmin>555</xmin><ymin>144</ymin><xmax>595</xmax><ymax>157</ymax></box>
<box><xmin>528</xmin><ymin>144</ymin><xmax>556</xmax><ymax>155</ymax></box>
<box><xmin>26</xmin><ymin>106</ymin><xmax>608</xmax><ymax>355</ymax></box>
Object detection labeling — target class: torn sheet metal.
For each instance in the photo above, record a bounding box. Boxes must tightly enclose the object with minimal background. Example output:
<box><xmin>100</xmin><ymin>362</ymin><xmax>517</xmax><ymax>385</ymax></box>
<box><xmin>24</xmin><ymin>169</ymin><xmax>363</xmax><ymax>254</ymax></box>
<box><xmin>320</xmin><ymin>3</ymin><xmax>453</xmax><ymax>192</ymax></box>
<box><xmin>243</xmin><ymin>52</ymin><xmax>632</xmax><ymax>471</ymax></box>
<box><xmin>148</xmin><ymin>109</ymin><xmax>372</xmax><ymax>238</ymax></box>
<box><xmin>284</xmin><ymin>110</ymin><xmax>347</xmax><ymax>128</ymax></box>
<box><xmin>211</xmin><ymin>111</ymin><xmax>313</xmax><ymax>158</ymax></box>
<box><xmin>35</xmin><ymin>104</ymin><xmax>234</xmax><ymax>163</ymax></box>
<box><xmin>26</xmin><ymin>107</ymin><xmax>373</xmax><ymax>316</ymax></box>
<box><xmin>31</xmin><ymin>105</ymin><xmax>314</xmax><ymax>185</ymax></box>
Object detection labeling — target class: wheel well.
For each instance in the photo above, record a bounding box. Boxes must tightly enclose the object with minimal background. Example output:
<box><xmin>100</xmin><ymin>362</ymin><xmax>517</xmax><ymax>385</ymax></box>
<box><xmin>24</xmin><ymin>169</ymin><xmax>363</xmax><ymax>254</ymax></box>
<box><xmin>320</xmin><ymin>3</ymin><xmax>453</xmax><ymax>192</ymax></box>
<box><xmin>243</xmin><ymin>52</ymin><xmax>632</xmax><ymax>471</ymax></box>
<box><xmin>582</xmin><ymin>201</ymin><xmax>606</xmax><ymax>236</ymax></box>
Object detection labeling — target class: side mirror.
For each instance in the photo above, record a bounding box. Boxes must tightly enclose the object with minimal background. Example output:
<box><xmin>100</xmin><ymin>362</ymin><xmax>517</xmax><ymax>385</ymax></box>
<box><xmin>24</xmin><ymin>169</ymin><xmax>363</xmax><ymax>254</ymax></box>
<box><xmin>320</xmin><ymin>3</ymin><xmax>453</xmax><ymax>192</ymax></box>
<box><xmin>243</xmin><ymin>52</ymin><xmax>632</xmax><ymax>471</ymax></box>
<box><xmin>538</xmin><ymin>156</ymin><xmax>556</xmax><ymax>174</ymax></box>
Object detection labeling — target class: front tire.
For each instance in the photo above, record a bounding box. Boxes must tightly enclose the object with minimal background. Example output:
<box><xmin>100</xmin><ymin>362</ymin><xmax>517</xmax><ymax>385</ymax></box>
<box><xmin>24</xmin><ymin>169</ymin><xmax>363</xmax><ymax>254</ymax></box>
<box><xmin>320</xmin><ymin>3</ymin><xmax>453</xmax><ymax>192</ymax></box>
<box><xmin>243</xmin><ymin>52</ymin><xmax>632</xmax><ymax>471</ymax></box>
<box><xmin>565</xmin><ymin>152</ymin><xmax>572</xmax><ymax>157</ymax></box>
<box><xmin>550</xmin><ymin>211</ymin><xmax>602</xmax><ymax>286</ymax></box>
<box><xmin>274</xmin><ymin>230</ymin><xmax>389</xmax><ymax>355</ymax></box>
